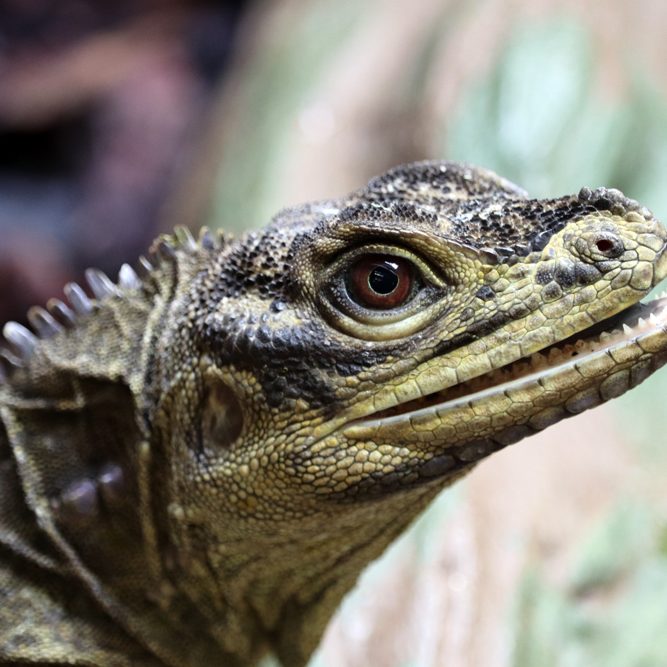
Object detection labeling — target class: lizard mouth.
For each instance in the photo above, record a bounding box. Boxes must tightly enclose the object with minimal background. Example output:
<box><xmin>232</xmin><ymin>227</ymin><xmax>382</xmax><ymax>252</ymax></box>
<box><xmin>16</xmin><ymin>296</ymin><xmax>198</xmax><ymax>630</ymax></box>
<box><xmin>344</xmin><ymin>291</ymin><xmax>667</xmax><ymax>431</ymax></box>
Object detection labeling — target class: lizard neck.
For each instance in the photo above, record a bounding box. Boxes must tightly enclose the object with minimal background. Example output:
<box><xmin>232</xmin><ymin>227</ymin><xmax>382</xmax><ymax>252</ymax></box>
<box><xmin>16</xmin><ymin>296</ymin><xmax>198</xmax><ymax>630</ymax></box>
<box><xmin>162</xmin><ymin>484</ymin><xmax>443</xmax><ymax>667</ymax></box>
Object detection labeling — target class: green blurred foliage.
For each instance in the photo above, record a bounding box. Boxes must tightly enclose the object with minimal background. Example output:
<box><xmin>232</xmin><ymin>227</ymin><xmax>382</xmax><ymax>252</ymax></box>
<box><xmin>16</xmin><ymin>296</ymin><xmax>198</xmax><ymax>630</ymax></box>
<box><xmin>513</xmin><ymin>504</ymin><xmax>667</xmax><ymax>667</ymax></box>
<box><xmin>445</xmin><ymin>18</ymin><xmax>667</xmax><ymax>212</ymax></box>
<box><xmin>208</xmin><ymin>0</ymin><xmax>364</xmax><ymax>231</ymax></box>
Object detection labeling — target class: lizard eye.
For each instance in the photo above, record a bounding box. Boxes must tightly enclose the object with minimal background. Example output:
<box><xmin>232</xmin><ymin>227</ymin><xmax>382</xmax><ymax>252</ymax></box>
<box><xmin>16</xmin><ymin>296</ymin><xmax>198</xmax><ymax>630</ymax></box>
<box><xmin>347</xmin><ymin>255</ymin><xmax>414</xmax><ymax>309</ymax></box>
<box><xmin>316</xmin><ymin>243</ymin><xmax>449</xmax><ymax>340</ymax></box>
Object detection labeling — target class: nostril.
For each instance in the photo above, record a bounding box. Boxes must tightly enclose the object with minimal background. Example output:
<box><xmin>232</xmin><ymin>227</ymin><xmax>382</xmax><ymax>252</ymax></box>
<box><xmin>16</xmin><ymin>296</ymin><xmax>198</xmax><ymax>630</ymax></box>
<box><xmin>595</xmin><ymin>239</ymin><xmax>614</xmax><ymax>254</ymax></box>
<box><xmin>593</xmin><ymin>235</ymin><xmax>624</xmax><ymax>258</ymax></box>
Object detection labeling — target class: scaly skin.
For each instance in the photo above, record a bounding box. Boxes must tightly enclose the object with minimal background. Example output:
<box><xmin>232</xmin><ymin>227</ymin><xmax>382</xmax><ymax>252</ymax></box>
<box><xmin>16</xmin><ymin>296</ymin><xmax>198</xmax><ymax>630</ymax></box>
<box><xmin>1</xmin><ymin>161</ymin><xmax>667</xmax><ymax>666</ymax></box>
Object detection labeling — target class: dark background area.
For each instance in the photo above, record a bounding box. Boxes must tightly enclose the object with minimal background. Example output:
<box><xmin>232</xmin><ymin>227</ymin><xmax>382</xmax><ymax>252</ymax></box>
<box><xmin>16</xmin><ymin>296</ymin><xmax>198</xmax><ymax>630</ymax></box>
<box><xmin>0</xmin><ymin>0</ymin><xmax>247</xmax><ymax>324</ymax></box>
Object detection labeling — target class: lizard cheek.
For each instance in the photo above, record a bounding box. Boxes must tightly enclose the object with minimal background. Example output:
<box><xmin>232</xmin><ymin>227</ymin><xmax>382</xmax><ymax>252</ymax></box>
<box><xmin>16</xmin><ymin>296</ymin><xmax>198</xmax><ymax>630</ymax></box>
<box><xmin>202</xmin><ymin>380</ymin><xmax>244</xmax><ymax>450</ymax></box>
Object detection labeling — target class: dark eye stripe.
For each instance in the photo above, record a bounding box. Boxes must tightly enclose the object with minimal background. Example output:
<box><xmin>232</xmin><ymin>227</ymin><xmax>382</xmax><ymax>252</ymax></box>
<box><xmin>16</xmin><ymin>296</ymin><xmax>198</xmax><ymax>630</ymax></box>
<box><xmin>348</xmin><ymin>255</ymin><xmax>413</xmax><ymax>309</ymax></box>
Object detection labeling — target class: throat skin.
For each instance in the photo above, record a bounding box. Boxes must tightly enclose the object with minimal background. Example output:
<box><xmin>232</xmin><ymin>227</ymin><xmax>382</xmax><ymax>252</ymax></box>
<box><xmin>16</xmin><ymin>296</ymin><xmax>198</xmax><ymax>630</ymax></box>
<box><xmin>0</xmin><ymin>161</ymin><xmax>666</xmax><ymax>666</ymax></box>
<box><xmin>161</xmin><ymin>471</ymin><xmax>451</xmax><ymax>667</ymax></box>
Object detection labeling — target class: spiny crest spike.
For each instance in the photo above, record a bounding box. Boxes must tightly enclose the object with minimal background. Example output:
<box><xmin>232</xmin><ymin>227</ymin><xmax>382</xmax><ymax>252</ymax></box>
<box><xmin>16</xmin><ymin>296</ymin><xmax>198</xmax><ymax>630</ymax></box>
<box><xmin>64</xmin><ymin>282</ymin><xmax>93</xmax><ymax>315</ymax></box>
<box><xmin>27</xmin><ymin>307</ymin><xmax>63</xmax><ymax>338</ymax></box>
<box><xmin>0</xmin><ymin>348</ymin><xmax>22</xmax><ymax>382</ymax></box>
<box><xmin>198</xmin><ymin>227</ymin><xmax>217</xmax><ymax>250</ymax></box>
<box><xmin>85</xmin><ymin>268</ymin><xmax>119</xmax><ymax>300</ymax></box>
<box><xmin>173</xmin><ymin>225</ymin><xmax>197</xmax><ymax>250</ymax></box>
<box><xmin>47</xmin><ymin>298</ymin><xmax>76</xmax><ymax>328</ymax></box>
<box><xmin>3</xmin><ymin>322</ymin><xmax>37</xmax><ymax>359</ymax></box>
<box><xmin>136</xmin><ymin>256</ymin><xmax>154</xmax><ymax>279</ymax></box>
<box><xmin>155</xmin><ymin>239</ymin><xmax>177</xmax><ymax>262</ymax></box>
<box><xmin>118</xmin><ymin>263</ymin><xmax>141</xmax><ymax>290</ymax></box>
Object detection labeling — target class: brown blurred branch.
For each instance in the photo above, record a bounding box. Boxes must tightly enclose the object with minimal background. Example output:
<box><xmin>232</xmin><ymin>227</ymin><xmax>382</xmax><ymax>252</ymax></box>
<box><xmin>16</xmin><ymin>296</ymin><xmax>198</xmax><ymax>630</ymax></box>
<box><xmin>0</xmin><ymin>12</ymin><xmax>188</xmax><ymax>127</ymax></box>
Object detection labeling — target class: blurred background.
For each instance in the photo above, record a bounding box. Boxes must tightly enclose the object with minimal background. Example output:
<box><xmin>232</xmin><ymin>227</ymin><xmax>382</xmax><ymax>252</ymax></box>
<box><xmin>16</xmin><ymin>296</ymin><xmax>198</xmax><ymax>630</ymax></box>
<box><xmin>2</xmin><ymin>1</ymin><xmax>667</xmax><ymax>665</ymax></box>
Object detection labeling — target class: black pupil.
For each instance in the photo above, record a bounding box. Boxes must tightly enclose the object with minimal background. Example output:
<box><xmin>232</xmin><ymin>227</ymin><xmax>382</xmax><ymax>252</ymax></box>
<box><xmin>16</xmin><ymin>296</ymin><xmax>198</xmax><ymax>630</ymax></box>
<box><xmin>368</xmin><ymin>262</ymin><xmax>399</xmax><ymax>295</ymax></box>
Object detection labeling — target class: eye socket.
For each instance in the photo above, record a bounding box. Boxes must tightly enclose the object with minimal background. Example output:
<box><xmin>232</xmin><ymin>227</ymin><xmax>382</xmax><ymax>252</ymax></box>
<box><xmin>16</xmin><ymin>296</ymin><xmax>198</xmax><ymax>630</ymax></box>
<box><xmin>347</xmin><ymin>254</ymin><xmax>414</xmax><ymax>309</ymax></box>
<box><xmin>317</xmin><ymin>243</ymin><xmax>448</xmax><ymax>340</ymax></box>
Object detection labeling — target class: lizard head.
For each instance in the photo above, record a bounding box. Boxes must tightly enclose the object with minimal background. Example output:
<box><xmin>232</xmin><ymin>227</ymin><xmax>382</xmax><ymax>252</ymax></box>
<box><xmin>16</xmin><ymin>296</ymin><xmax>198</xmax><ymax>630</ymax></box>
<box><xmin>3</xmin><ymin>161</ymin><xmax>665</xmax><ymax>666</ymax></box>
<box><xmin>152</xmin><ymin>161</ymin><xmax>667</xmax><ymax>663</ymax></box>
<box><xmin>169</xmin><ymin>162</ymin><xmax>667</xmax><ymax>515</ymax></box>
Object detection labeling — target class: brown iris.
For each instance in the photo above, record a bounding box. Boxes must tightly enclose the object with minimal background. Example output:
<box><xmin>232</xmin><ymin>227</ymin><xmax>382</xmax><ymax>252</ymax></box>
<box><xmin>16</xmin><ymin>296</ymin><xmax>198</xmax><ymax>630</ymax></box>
<box><xmin>348</xmin><ymin>255</ymin><xmax>413</xmax><ymax>309</ymax></box>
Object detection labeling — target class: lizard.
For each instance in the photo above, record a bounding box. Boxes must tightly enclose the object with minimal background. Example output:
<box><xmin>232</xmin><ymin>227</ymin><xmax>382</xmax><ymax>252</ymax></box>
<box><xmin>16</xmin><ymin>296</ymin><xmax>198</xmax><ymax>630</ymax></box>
<box><xmin>0</xmin><ymin>160</ymin><xmax>666</xmax><ymax>667</ymax></box>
